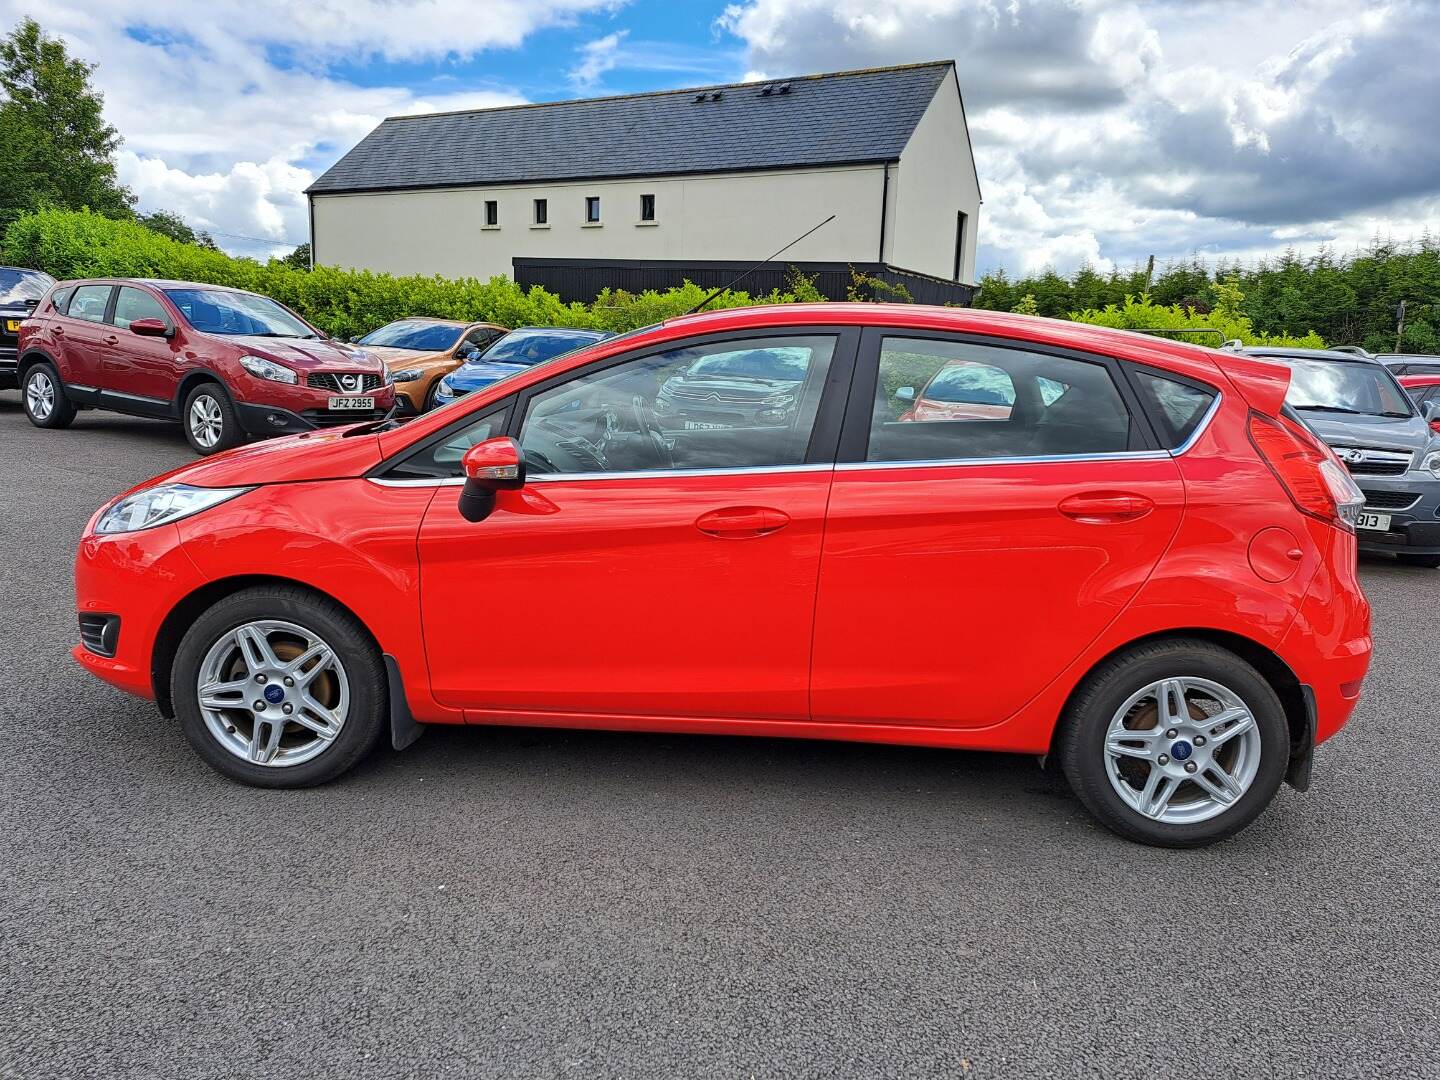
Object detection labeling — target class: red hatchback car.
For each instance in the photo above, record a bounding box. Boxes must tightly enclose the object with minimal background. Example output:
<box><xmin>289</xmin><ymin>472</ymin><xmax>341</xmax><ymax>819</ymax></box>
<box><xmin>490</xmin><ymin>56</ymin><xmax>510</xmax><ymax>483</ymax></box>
<box><xmin>17</xmin><ymin>278</ymin><xmax>394</xmax><ymax>454</ymax></box>
<box><xmin>72</xmin><ymin>304</ymin><xmax>1372</xmax><ymax>847</ymax></box>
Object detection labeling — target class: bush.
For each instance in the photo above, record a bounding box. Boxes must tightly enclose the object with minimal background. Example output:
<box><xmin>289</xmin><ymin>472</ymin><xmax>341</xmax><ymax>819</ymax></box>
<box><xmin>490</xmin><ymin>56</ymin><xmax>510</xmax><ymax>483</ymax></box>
<box><xmin>1</xmin><ymin>208</ymin><xmax>815</xmax><ymax>337</ymax></box>
<box><xmin>1069</xmin><ymin>278</ymin><xmax>1326</xmax><ymax>348</ymax></box>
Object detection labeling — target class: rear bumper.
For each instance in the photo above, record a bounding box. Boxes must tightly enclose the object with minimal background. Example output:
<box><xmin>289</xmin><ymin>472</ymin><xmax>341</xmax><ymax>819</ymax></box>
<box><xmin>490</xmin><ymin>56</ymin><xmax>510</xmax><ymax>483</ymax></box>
<box><xmin>1280</xmin><ymin>528</ymin><xmax>1372</xmax><ymax>747</ymax></box>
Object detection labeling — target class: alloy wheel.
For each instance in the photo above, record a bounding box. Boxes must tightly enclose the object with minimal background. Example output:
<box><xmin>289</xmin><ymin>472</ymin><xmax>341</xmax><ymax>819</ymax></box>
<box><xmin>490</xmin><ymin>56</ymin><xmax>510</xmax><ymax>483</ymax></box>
<box><xmin>26</xmin><ymin>371</ymin><xmax>55</xmax><ymax>421</ymax></box>
<box><xmin>189</xmin><ymin>394</ymin><xmax>224</xmax><ymax>448</ymax></box>
<box><xmin>195</xmin><ymin>619</ymin><xmax>350</xmax><ymax>767</ymax></box>
<box><xmin>1104</xmin><ymin>676</ymin><xmax>1263</xmax><ymax>824</ymax></box>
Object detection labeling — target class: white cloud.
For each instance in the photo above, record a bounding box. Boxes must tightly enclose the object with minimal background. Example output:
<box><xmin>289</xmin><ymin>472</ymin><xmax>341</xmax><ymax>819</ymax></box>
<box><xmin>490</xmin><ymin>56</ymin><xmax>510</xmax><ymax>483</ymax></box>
<box><xmin>0</xmin><ymin>0</ymin><xmax>607</xmax><ymax>256</ymax></box>
<box><xmin>571</xmin><ymin>30</ymin><xmax>630</xmax><ymax>89</ymax></box>
<box><xmin>717</xmin><ymin>0</ymin><xmax>1440</xmax><ymax>276</ymax></box>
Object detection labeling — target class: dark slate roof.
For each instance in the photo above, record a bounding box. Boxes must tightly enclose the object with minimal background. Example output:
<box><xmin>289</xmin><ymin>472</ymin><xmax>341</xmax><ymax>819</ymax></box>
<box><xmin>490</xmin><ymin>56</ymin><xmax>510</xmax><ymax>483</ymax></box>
<box><xmin>307</xmin><ymin>61</ymin><xmax>953</xmax><ymax>195</ymax></box>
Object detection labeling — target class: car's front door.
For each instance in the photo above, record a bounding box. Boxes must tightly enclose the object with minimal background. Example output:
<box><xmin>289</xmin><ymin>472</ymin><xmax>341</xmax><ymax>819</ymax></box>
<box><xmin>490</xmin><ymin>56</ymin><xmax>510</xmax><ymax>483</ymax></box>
<box><xmin>810</xmin><ymin>329</ymin><xmax>1188</xmax><ymax>729</ymax></box>
<box><xmin>411</xmin><ymin>327</ymin><xmax>856</xmax><ymax>721</ymax></box>
<box><xmin>102</xmin><ymin>285</ymin><xmax>181</xmax><ymax>407</ymax></box>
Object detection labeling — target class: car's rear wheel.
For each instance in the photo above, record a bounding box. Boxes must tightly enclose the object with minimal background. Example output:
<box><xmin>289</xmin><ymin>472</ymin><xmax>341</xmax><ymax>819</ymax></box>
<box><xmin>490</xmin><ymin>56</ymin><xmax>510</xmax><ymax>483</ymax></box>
<box><xmin>183</xmin><ymin>381</ymin><xmax>243</xmax><ymax>455</ymax></box>
<box><xmin>22</xmin><ymin>362</ymin><xmax>76</xmax><ymax>429</ymax></box>
<box><xmin>1058</xmin><ymin>640</ymin><xmax>1289</xmax><ymax>848</ymax></box>
<box><xmin>1397</xmin><ymin>553</ymin><xmax>1440</xmax><ymax>569</ymax></box>
<box><xmin>172</xmin><ymin>586</ymin><xmax>387</xmax><ymax>787</ymax></box>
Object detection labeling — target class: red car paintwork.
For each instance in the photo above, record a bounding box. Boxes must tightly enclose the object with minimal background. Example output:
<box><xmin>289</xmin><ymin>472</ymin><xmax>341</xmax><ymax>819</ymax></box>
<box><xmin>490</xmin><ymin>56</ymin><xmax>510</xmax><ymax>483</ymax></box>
<box><xmin>72</xmin><ymin>303</ymin><xmax>1371</xmax><ymax>764</ymax></box>
<box><xmin>19</xmin><ymin>278</ymin><xmax>394</xmax><ymax>435</ymax></box>
<box><xmin>1399</xmin><ymin>374</ymin><xmax>1440</xmax><ymax>432</ymax></box>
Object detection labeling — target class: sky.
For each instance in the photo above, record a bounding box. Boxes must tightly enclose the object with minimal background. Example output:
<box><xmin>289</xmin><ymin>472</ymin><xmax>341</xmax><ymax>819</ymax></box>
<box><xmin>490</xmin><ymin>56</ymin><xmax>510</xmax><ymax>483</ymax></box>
<box><xmin>4</xmin><ymin>0</ymin><xmax>1438</xmax><ymax>278</ymax></box>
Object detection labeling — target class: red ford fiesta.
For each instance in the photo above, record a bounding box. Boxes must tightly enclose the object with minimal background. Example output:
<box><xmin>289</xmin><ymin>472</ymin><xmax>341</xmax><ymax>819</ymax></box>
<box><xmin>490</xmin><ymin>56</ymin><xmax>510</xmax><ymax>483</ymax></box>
<box><xmin>72</xmin><ymin>304</ymin><xmax>1372</xmax><ymax>847</ymax></box>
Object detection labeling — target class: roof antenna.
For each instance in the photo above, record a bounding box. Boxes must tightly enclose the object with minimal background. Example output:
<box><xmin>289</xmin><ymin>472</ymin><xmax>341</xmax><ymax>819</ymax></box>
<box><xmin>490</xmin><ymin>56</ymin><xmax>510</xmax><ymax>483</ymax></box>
<box><xmin>683</xmin><ymin>214</ymin><xmax>836</xmax><ymax>316</ymax></box>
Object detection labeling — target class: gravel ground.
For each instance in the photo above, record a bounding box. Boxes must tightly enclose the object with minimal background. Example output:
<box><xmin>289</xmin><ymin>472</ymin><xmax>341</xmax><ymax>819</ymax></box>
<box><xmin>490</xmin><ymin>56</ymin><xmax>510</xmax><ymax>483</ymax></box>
<box><xmin>1</xmin><ymin>397</ymin><xmax>1436</xmax><ymax>1079</ymax></box>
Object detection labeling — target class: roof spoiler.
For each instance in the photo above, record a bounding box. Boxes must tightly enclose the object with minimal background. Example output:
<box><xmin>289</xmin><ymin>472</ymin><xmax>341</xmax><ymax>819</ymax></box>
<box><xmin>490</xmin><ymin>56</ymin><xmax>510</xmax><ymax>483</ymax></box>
<box><xmin>1210</xmin><ymin>351</ymin><xmax>1291</xmax><ymax>416</ymax></box>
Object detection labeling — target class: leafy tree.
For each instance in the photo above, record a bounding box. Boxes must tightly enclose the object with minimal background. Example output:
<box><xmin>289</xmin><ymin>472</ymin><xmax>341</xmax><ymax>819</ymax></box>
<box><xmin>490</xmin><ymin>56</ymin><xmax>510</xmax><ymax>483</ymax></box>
<box><xmin>138</xmin><ymin>209</ymin><xmax>217</xmax><ymax>250</ymax></box>
<box><xmin>0</xmin><ymin>17</ymin><xmax>133</xmax><ymax>234</ymax></box>
<box><xmin>1010</xmin><ymin>293</ymin><xmax>1039</xmax><ymax>315</ymax></box>
<box><xmin>277</xmin><ymin>242</ymin><xmax>312</xmax><ymax>271</ymax></box>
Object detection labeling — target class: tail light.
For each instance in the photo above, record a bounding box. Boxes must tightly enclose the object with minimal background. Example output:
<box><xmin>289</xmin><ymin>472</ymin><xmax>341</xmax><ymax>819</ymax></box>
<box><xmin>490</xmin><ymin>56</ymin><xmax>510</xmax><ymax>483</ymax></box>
<box><xmin>1248</xmin><ymin>412</ymin><xmax>1365</xmax><ymax>530</ymax></box>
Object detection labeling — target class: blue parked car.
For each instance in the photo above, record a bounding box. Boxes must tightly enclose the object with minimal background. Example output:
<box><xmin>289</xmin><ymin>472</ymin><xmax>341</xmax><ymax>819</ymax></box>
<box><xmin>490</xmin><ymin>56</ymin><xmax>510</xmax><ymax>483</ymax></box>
<box><xmin>432</xmin><ymin>326</ymin><xmax>611</xmax><ymax>408</ymax></box>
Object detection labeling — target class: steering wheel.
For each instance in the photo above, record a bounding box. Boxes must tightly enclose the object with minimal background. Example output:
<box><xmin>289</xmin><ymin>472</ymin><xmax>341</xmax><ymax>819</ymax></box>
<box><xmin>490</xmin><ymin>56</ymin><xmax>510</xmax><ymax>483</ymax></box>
<box><xmin>630</xmin><ymin>396</ymin><xmax>673</xmax><ymax>469</ymax></box>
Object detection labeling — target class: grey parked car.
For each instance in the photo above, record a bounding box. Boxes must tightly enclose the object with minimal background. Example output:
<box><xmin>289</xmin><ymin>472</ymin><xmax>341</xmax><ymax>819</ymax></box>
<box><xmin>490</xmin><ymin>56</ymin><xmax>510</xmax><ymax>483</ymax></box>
<box><xmin>1375</xmin><ymin>353</ymin><xmax>1440</xmax><ymax>376</ymax></box>
<box><xmin>1237</xmin><ymin>346</ymin><xmax>1440</xmax><ymax>567</ymax></box>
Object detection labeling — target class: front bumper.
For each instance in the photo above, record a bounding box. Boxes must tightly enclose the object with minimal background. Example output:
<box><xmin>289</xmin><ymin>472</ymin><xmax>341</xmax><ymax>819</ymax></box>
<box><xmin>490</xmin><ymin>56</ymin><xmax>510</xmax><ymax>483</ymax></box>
<box><xmin>0</xmin><ymin>345</ymin><xmax>16</xmax><ymax>389</ymax></box>
<box><xmin>1352</xmin><ymin>473</ymin><xmax>1440</xmax><ymax>555</ymax></box>
<box><xmin>235</xmin><ymin>400</ymin><xmax>393</xmax><ymax>437</ymax></box>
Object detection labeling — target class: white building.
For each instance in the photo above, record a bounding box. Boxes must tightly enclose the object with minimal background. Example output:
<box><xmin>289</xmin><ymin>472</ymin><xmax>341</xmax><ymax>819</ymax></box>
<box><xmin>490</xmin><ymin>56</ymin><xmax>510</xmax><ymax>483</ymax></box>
<box><xmin>307</xmin><ymin>61</ymin><xmax>982</xmax><ymax>303</ymax></box>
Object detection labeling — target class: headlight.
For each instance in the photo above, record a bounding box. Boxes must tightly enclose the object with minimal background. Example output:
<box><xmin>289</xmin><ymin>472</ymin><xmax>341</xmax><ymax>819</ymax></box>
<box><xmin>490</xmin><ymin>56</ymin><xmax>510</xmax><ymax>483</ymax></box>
<box><xmin>1424</xmin><ymin>449</ymin><xmax>1440</xmax><ymax>479</ymax></box>
<box><xmin>239</xmin><ymin>355</ymin><xmax>297</xmax><ymax>384</ymax></box>
<box><xmin>94</xmin><ymin>484</ymin><xmax>252</xmax><ymax>535</ymax></box>
<box><xmin>762</xmin><ymin>391</ymin><xmax>796</xmax><ymax>406</ymax></box>
<box><xmin>391</xmin><ymin>368</ymin><xmax>422</xmax><ymax>383</ymax></box>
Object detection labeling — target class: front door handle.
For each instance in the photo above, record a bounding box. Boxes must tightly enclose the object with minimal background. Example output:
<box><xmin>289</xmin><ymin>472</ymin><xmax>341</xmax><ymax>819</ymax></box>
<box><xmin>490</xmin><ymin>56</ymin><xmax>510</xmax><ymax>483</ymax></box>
<box><xmin>695</xmin><ymin>506</ymin><xmax>789</xmax><ymax>539</ymax></box>
<box><xmin>1058</xmin><ymin>491</ymin><xmax>1155</xmax><ymax>524</ymax></box>
<box><xmin>51</xmin><ymin>325</ymin><xmax>64</xmax><ymax>335</ymax></box>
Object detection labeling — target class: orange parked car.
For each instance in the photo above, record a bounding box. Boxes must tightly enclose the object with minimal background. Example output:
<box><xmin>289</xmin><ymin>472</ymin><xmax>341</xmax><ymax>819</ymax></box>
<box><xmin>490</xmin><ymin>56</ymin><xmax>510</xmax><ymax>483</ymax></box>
<box><xmin>356</xmin><ymin>318</ymin><xmax>507</xmax><ymax>413</ymax></box>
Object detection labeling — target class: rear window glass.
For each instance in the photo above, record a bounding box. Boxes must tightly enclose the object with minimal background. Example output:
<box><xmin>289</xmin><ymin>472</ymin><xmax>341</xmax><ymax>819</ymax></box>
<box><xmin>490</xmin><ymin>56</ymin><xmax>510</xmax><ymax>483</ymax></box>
<box><xmin>1131</xmin><ymin>369</ymin><xmax>1217</xmax><ymax>448</ymax></box>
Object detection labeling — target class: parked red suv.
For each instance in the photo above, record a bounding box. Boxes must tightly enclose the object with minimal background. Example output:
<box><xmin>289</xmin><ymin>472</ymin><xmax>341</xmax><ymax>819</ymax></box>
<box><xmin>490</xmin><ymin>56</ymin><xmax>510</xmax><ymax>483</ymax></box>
<box><xmin>17</xmin><ymin>278</ymin><xmax>394</xmax><ymax>453</ymax></box>
<box><xmin>71</xmin><ymin>304</ymin><xmax>1372</xmax><ymax>847</ymax></box>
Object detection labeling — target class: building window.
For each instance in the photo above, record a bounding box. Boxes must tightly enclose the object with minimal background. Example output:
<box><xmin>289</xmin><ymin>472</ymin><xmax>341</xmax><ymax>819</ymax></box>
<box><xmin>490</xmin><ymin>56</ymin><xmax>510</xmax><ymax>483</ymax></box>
<box><xmin>953</xmin><ymin>210</ymin><xmax>968</xmax><ymax>281</ymax></box>
<box><xmin>639</xmin><ymin>193</ymin><xmax>656</xmax><ymax>222</ymax></box>
<box><xmin>484</xmin><ymin>200</ymin><xmax>499</xmax><ymax>227</ymax></box>
<box><xmin>585</xmin><ymin>196</ymin><xmax>601</xmax><ymax>223</ymax></box>
<box><xmin>533</xmin><ymin>198</ymin><xmax>547</xmax><ymax>225</ymax></box>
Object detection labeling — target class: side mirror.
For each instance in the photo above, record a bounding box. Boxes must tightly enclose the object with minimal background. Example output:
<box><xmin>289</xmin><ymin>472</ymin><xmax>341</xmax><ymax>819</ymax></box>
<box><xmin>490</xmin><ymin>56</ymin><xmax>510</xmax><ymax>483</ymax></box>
<box><xmin>459</xmin><ymin>436</ymin><xmax>525</xmax><ymax>522</ymax></box>
<box><xmin>894</xmin><ymin>386</ymin><xmax>916</xmax><ymax>401</ymax></box>
<box><xmin>460</xmin><ymin>345</ymin><xmax>483</xmax><ymax>361</ymax></box>
<box><xmin>129</xmin><ymin>318</ymin><xmax>172</xmax><ymax>337</ymax></box>
<box><xmin>22</xmin><ymin>298</ymin><xmax>39</xmax><ymax>311</ymax></box>
<box><xmin>1424</xmin><ymin>400</ymin><xmax>1440</xmax><ymax>421</ymax></box>
<box><xmin>346</xmin><ymin>335</ymin><xmax>359</xmax><ymax>344</ymax></box>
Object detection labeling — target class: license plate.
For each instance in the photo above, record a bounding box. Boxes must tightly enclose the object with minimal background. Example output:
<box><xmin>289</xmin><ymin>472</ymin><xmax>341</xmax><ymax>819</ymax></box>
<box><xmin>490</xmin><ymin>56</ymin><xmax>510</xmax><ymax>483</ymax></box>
<box><xmin>1356</xmin><ymin>511</ymin><xmax>1391</xmax><ymax>531</ymax></box>
<box><xmin>683</xmin><ymin>420</ymin><xmax>728</xmax><ymax>430</ymax></box>
<box><xmin>328</xmin><ymin>396</ymin><xmax>374</xmax><ymax>411</ymax></box>
<box><xmin>3</xmin><ymin>319</ymin><xmax>20</xmax><ymax>332</ymax></box>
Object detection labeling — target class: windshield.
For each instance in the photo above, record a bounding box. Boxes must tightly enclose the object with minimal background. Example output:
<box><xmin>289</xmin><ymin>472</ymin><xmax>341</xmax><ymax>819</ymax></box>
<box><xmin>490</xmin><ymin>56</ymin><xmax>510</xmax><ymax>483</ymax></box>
<box><xmin>1282</xmin><ymin>358</ymin><xmax>1413</xmax><ymax>418</ymax></box>
<box><xmin>164</xmin><ymin>288</ymin><xmax>316</xmax><ymax>337</ymax></box>
<box><xmin>479</xmin><ymin>330</ymin><xmax>602</xmax><ymax>367</ymax></box>
<box><xmin>688</xmin><ymin>348</ymin><xmax>810</xmax><ymax>382</ymax></box>
<box><xmin>0</xmin><ymin>268</ymin><xmax>54</xmax><ymax>304</ymax></box>
<box><xmin>359</xmin><ymin>320</ymin><xmax>463</xmax><ymax>351</ymax></box>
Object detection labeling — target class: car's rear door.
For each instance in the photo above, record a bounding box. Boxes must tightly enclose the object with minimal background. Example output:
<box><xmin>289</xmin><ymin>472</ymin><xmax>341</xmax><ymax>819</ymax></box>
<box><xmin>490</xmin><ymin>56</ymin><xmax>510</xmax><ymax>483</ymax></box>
<box><xmin>409</xmin><ymin>326</ymin><xmax>857</xmax><ymax>721</ymax></box>
<box><xmin>810</xmin><ymin>328</ymin><xmax>1189</xmax><ymax>729</ymax></box>
<box><xmin>52</xmin><ymin>283</ymin><xmax>114</xmax><ymax>389</ymax></box>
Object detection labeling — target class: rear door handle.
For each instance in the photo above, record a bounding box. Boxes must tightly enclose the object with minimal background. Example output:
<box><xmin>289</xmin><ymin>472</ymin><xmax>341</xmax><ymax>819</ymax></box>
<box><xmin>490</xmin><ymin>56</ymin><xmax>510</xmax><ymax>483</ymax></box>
<box><xmin>1058</xmin><ymin>491</ymin><xmax>1155</xmax><ymax>524</ymax></box>
<box><xmin>103</xmin><ymin>335</ymin><xmax>119</xmax><ymax>345</ymax></box>
<box><xmin>695</xmin><ymin>506</ymin><xmax>789</xmax><ymax>539</ymax></box>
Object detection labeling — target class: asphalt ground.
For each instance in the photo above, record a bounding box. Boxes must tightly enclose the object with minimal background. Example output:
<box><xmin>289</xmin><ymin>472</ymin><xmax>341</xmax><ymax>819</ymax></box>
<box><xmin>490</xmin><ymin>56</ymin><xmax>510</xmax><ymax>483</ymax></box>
<box><xmin>1</xmin><ymin>395</ymin><xmax>1436</xmax><ymax>1079</ymax></box>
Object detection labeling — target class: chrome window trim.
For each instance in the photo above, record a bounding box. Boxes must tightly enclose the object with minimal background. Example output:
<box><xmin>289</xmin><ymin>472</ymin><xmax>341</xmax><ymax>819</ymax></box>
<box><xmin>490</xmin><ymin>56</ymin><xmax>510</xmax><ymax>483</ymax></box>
<box><xmin>367</xmin><ymin>462</ymin><xmax>834</xmax><ymax>489</ymax></box>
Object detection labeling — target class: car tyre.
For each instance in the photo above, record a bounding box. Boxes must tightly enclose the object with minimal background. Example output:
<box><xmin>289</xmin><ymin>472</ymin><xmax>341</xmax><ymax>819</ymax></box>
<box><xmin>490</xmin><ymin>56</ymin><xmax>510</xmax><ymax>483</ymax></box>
<box><xmin>172</xmin><ymin>585</ymin><xmax>388</xmax><ymax>787</ymax></box>
<box><xmin>1397</xmin><ymin>553</ymin><xmax>1440</xmax><ymax>569</ymax></box>
<box><xmin>21</xmin><ymin>362</ymin><xmax>77</xmax><ymax>429</ymax></box>
<box><xmin>1058</xmin><ymin>639</ymin><xmax>1290</xmax><ymax>848</ymax></box>
<box><xmin>422</xmin><ymin>380</ymin><xmax>441</xmax><ymax>413</ymax></box>
<box><xmin>183</xmin><ymin>381</ymin><xmax>244</xmax><ymax>455</ymax></box>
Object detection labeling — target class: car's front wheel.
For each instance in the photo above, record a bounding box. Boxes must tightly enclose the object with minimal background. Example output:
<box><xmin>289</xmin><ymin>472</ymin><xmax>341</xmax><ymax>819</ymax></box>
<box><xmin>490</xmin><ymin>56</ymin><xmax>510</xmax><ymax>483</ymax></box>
<box><xmin>1058</xmin><ymin>640</ymin><xmax>1290</xmax><ymax>848</ymax></box>
<box><xmin>183</xmin><ymin>381</ymin><xmax>244</xmax><ymax>455</ymax></box>
<box><xmin>22</xmin><ymin>362</ymin><xmax>76</xmax><ymax>429</ymax></box>
<box><xmin>172</xmin><ymin>586</ymin><xmax>387</xmax><ymax>787</ymax></box>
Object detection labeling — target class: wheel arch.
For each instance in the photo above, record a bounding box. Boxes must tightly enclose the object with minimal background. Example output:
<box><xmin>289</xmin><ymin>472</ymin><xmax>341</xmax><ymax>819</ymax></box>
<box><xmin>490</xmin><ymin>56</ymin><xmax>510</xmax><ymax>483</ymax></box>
<box><xmin>17</xmin><ymin>347</ymin><xmax>59</xmax><ymax>381</ymax></box>
<box><xmin>1050</xmin><ymin>627</ymin><xmax>1310</xmax><ymax>767</ymax></box>
<box><xmin>175</xmin><ymin>368</ymin><xmax>228</xmax><ymax>409</ymax></box>
<box><xmin>151</xmin><ymin>574</ymin><xmax>379</xmax><ymax>718</ymax></box>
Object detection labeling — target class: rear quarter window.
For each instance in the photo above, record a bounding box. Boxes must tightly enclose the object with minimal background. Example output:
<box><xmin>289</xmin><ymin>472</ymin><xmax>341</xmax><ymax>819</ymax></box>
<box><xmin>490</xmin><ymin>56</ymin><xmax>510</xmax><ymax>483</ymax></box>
<box><xmin>1129</xmin><ymin>368</ymin><xmax>1217</xmax><ymax>449</ymax></box>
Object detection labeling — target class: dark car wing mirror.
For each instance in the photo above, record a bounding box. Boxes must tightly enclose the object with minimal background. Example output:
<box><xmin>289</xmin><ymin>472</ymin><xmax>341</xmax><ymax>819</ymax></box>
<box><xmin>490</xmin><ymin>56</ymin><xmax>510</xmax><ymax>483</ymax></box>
<box><xmin>459</xmin><ymin>436</ymin><xmax>526</xmax><ymax>522</ymax></box>
<box><xmin>459</xmin><ymin>345</ymin><xmax>483</xmax><ymax>361</ymax></box>
<box><xmin>129</xmin><ymin>318</ymin><xmax>172</xmax><ymax>337</ymax></box>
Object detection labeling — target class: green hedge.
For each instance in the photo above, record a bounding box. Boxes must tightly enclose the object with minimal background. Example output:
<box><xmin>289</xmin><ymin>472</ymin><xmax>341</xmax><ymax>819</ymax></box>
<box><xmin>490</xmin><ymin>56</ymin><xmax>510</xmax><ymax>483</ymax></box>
<box><xmin>0</xmin><ymin>208</ymin><xmax>808</xmax><ymax>338</ymax></box>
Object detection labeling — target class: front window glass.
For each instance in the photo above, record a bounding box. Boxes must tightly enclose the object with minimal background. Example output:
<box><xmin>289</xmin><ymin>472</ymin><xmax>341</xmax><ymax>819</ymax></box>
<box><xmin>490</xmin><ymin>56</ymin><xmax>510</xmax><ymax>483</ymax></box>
<box><xmin>520</xmin><ymin>334</ymin><xmax>835</xmax><ymax>475</ymax></box>
<box><xmin>481</xmin><ymin>330</ymin><xmax>603</xmax><ymax>367</ymax></box>
<box><xmin>111</xmin><ymin>286</ymin><xmax>169</xmax><ymax>329</ymax></box>
<box><xmin>67</xmin><ymin>284</ymin><xmax>112</xmax><ymax>323</ymax></box>
<box><xmin>868</xmin><ymin>337</ymin><xmax>1133</xmax><ymax>461</ymax></box>
<box><xmin>164</xmin><ymin>288</ymin><xmax>315</xmax><ymax>338</ymax></box>
<box><xmin>0</xmin><ymin>268</ymin><xmax>53</xmax><ymax>303</ymax></box>
<box><xmin>1282</xmin><ymin>359</ymin><xmax>1413</xmax><ymax>418</ymax></box>
<box><xmin>359</xmin><ymin>321</ymin><xmax>464</xmax><ymax>351</ymax></box>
